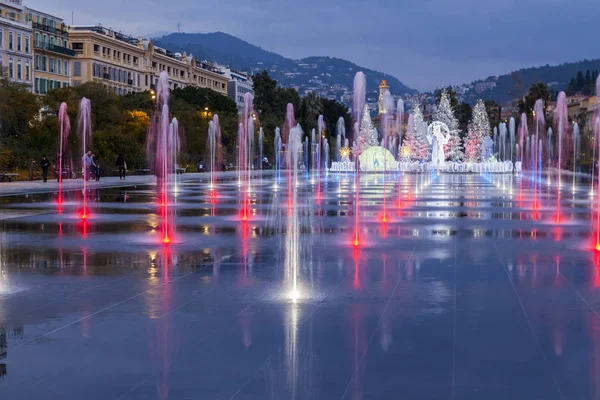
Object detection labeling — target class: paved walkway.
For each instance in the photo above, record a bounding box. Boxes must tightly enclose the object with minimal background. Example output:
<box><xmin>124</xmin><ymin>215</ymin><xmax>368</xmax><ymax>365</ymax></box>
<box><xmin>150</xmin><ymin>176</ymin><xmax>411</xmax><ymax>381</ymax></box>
<box><xmin>0</xmin><ymin>171</ymin><xmax>268</xmax><ymax>196</ymax></box>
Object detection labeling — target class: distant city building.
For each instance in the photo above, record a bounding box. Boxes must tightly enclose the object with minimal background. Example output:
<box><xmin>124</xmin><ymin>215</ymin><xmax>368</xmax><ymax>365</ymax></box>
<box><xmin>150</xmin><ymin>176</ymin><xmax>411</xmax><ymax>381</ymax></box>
<box><xmin>222</xmin><ymin>66</ymin><xmax>253</xmax><ymax>111</ymax></box>
<box><xmin>0</xmin><ymin>0</ymin><xmax>33</xmax><ymax>90</ymax></box>
<box><xmin>475</xmin><ymin>81</ymin><xmax>496</xmax><ymax>93</ymax></box>
<box><xmin>26</xmin><ymin>7</ymin><xmax>73</xmax><ymax>94</ymax></box>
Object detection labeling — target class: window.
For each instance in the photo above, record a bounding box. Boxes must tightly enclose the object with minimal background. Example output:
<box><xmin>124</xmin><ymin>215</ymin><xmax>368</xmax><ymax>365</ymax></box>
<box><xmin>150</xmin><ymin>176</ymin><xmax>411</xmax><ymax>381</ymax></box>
<box><xmin>50</xmin><ymin>36</ymin><xmax>55</xmax><ymax>46</ymax></box>
<box><xmin>17</xmin><ymin>60</ymin><xmax>21</xmax><ymax>80</ymax></box>
<box><xmin>63</xmin><ymin>39</ymin><xmax>68</xmax><ymax>48</ymax></box>
<box><xmin>25</xmin><ymin>61</ymin><xmax>29</xmax><ymax>81</ymax></box>
<box><xmin>57</xmin><ymin>58</ymin><xmax>61</xmax><ymax>75</ymax></box>
<box><xmin>8</xmin><ymin>59</ymin><xmax>13</xmax><ymax>78</ymax></box>
<box><xmin>64</xmin><ymin>61</ymin><xmax>69</xmax><ymax>76</ymax></box>
<box><xmin>16</xmin><ymin>34</ymin><xmax>21</xmax><ymax>52</ymax></box>
<box><xmin>25</xmin><ymin>36</ymin><xmax>29</xmax><ymax>53</ymax></box>
<box><xmin>64</xmin><ymin>82</ymin><xmax>69</xmax><ymax>88</ymax></box>
<box><xmin>49</xmin><ymin>57</ymin><xmax>55</xmax><ymax>73</ymax></box>
<box><xmin>93</xmin><ymin>44</ymin><xmax>99</xmax><ymax>53</ymax></box>
<box><xmin>73</xmin><ymin>80</ymin><xmax>81</xmax><ymax>87</ymax></box>
<box><xmin>72</xmin><ymin>42</ymin><xmax>83</xmax><ymax>51</ymax></box>
<box><xmin>73</xmin><ymin>61</ymin><xmax>81</xmax><ymax>77</ymax></box>
<box><xmin>8</xmin><ymin>32</ymin><xmax>13</xmax><ymax>51</ymax></box>
<box><xmin>35</xmin><ymin>77</ymin><xmax>39</xmax><ymax>94</ymax></box>
<box><xmin>42</xmin><ymin>56</ymin><xmax>47</xmax><ymax>72</ymax></box>
<box><xmin>0</xmin><ymin>30</ymin><xmax>3</xmax><ymax>48</ymax></box>
<box><xmin>35</xmin><ymin>55</ymin><xmax>41</xmax><ymax>71</ymax></box>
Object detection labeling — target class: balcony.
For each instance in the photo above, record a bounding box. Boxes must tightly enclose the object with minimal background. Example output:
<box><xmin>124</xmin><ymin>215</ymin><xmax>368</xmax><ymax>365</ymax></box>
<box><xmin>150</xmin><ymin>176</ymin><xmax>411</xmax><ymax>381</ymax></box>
<box><xmin>34</xmin><ymin>40</ymin><xmax>76</xmax><ymax>57</ymax></box>
<box><xmin>127</xmin><ymin>79</ymin><xmax>134</xmax><ymax>86</ymax></box>
<box><xmin>32</xmin><ymin>22</ymin><xmax>68</xmax><ymax>37</ymax></box>
<box><xmin>103</xmin><ymin>73</ymin><xmax>110</xmax><ymax>80</ymax></box>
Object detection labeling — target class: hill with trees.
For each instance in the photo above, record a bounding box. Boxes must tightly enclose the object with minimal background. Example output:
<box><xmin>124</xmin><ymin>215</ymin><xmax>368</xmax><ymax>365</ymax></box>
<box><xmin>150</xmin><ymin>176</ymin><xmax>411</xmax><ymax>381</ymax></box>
<box><xmin>153</xmin><ymin>32</ymin><xmax>417</xmax><ymax>98</ymax></box>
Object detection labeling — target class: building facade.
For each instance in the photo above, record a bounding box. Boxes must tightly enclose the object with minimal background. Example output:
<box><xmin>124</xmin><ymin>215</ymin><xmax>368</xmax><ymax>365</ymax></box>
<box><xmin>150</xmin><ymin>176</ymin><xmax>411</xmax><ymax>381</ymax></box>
<box><xmin>223</xmin><ymin>67</ymin><xmax>254</xmax><ymax>111</ymax></box>
<box><xmin>0</xmin><ymin>0</ymin><xmax>33</xmax><ymax>90</ymax></box>
<box><xmin>69</xmin><ymin>26</ymin><xmax>144</xmax><ymax>95</ymax></box>
<box><xmin>26</xmin><ymin>7</ymin><xmax>73</xmax><ymax>94</ymax></box>
<box><xmin>139</xmin><ymin>40</ymin><xmax>228</xmax><ymax>94</ymax></box>
<box><xmin>67</xmin><ymin>25</ymin><xmax>228</xmax><ymax>96</ymax></box>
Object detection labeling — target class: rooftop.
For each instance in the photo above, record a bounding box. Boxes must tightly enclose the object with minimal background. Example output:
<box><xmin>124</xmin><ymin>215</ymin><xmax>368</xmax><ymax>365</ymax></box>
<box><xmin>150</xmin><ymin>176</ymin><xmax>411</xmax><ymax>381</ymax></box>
<box><xmin>71</xmin><ymin>25</ymin><xmax>139</xmax><ymax>46</ymax></box>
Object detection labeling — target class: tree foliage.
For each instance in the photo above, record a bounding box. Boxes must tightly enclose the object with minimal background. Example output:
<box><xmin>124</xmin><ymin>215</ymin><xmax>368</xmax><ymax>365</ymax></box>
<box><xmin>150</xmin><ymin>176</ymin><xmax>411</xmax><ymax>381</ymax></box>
<box><xmin>518</xmin><ymin>82</ymin><xmax>551</xmax><ymax>118</ymax></box>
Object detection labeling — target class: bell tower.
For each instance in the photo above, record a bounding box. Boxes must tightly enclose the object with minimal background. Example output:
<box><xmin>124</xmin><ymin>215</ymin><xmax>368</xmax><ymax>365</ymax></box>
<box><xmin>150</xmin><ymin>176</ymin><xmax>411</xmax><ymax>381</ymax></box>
<box><xmin>378</xmin><ymin>80</ymin><xmax>390</xmax><ymax>115</ymax></box>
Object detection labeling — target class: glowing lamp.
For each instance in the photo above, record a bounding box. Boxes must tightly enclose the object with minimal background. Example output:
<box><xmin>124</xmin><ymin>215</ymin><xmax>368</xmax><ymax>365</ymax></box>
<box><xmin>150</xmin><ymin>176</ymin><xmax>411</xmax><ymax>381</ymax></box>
<box><xmin>400</xmin><ymin>145</ymin><xmax>411</xmax><ymax>159</ymax></box>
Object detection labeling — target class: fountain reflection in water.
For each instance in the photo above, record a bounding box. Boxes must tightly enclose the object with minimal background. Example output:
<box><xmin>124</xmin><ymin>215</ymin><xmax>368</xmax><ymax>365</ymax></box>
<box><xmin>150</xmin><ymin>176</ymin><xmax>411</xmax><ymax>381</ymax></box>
<box><xmin>77</xmin><ymin>98</ymin><xmax>92</xmax><ymax>220</ymax></box>
<box><xmin>237</xmin><ymin>93</ymin><xmax>254</xmax><ymax>221</ymax></box>
<box><xmin>353</xmin><ymin>72</ymin><xmax>366</xmax><ymax>247</ymax></box>
<box><xmin>147</xmin><ymin>71</ymin><xmax>180</xmax><ymax>244</ymax></box>
<box><xmin>57</xmin><ymin>102</ymin><xmax>71</xmax><ymax>212</ymax></box>
<box><xmin>285</xmin><ymin>125</ymin><xmax>304</xmax><ymax>300</ymax></box>
<box><xmin>555</xmin><ymin>92</ymin><xmax>568</xmax><ymax>223</ymax></box>
<box><xmin>207</xmin><ymin>114</ymin><xmax>221</xmax><ymax>193</ymax></box>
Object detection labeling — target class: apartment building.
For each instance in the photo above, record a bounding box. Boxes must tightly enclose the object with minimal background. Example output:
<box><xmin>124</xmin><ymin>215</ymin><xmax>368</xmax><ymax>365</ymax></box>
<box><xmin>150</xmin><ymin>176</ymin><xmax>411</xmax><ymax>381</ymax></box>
<box><xmin>140</xmin><ymin>40</ymin><xmax>227</xmax><ymax>94</ymax></box>
<box><xmin>0</xmin><ymin>0</ymin><xmax>33</xmax><ymax>90</ymax></box>
<box><xmin>68</xmin><ymin>25</ymin><xmax>144</xmax><ymax>95</ymax></box>
<box><xmin>68</xmin><ymin>25</ymin><xmax>228</xmax><ymax>96</ymax></box>
<box><xmin>26</xmin><ymin>7</ymin><xmax>73</xmax><ymax>94</ymax></box>
<box><xmin>222</xmin><ymin>66</ymin><xmax>254</xmax><ymax>111</ymax></box>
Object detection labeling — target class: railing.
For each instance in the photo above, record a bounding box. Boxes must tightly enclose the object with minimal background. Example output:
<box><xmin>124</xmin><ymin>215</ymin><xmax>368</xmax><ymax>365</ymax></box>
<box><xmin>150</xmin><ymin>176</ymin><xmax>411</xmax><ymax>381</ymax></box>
<box><xmin>127</xmin><ymin>79</ymin><xmax>133</xmax><ymax>86</ymax></box>
<box><xmin>34</xmin><ymin>40</ymin><xmax>76</xmax><ymax>57</ymax></box>
<box><xmin>32</xmin><ymin>22</ymin><xmax>68</xmax><ymax>36</ymax></box>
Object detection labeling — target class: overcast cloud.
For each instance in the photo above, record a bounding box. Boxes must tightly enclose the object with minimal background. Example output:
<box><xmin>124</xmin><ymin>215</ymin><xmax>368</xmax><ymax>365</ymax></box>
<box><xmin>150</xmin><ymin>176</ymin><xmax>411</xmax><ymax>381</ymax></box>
<box><xmin>25</xmin><ymin>0</ymin><xmax>600</xmax><ymax>91</ymax></box>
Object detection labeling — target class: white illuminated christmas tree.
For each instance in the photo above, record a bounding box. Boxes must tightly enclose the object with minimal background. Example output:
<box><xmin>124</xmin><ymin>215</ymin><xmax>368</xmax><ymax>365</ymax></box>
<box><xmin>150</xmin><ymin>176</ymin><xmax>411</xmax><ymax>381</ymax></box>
<box><xmin>433</xmin><ymin>89</ymin><xmax>463</xmax><ymax>161</ymax></box>
<box><xmin>465</xmin><ymin>99</ymin><xmax>491</xmax><ymax>162</ymax></box>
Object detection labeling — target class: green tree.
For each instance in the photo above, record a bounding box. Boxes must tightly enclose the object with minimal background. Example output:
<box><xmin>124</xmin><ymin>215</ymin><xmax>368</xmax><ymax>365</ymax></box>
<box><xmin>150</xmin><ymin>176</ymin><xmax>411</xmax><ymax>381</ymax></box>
<box><xmin>300</xmin><ymin>92</ymin><xmax>323</xmax><ymax>134</ymax></box>
<box><xmin>484</xmin><ymin>100</ymin><xmax>501</xmax><ymax>129</ymax></box>
<box><xmin>576</xmin><ymin>71</ymin><xmax>586</xmax><ymax>91</ymax></box>
<box><xmin>518</xmin><ymin>82</ymin><xmax>551</xmax><ymax>118</ymax></box>
<box><xmin>586</xmin><ymin>70</ymin><xmax>592</xmax><ymax>85</ymax></box>
<box><xmin>0</xmin><ymin>79</ymin><xmax>39</xmax><ymax>139</ymax></box>
<box><xmin>435</xmin><ymin>86</ymin><xmax>458</xmax><ymax>109</ymax></box>
<box><xmin>455</xmin><ymin>102</ymin><xmax>472</xmax><ymax>138</ymax></box>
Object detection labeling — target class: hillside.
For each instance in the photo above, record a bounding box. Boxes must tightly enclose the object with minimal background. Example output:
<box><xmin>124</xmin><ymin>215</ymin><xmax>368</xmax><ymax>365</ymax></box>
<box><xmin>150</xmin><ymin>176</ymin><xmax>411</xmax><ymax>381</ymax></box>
<box><xmin>152</xmin><ymin>32</ymin><xmax>417</xmax><ymax>99</ymax></box>
<box><xmin>457</xmin><ymin>59</ymin><xmax>600</xmax><ymax>105</ymax></box>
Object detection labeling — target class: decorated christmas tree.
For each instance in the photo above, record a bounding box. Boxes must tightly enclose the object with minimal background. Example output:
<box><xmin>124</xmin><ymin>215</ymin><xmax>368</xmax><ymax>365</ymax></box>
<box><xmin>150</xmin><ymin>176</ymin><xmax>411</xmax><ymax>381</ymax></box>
<box><xmin>465</xmin><ymin>99</ymin><xmax>491</xmax><ymax>162</ymax></box>
<box><xmin>403</xmin><ymin>114</ymin><xmax>418</xmax><ymax>160</ymax></box>
<box><xmin>412</xmin><ymin>104</ymin><xmax>430</xmax><ymax>161</ymax></box>
<box><xmin>433</xmin><ymin>89</ymin><xmax>463</xmax><ymax>161</ymax></box>
<box><xmin>355</xmin><ymin>105</ymin><xmax>378</xmax><ymax>154</ymax></box>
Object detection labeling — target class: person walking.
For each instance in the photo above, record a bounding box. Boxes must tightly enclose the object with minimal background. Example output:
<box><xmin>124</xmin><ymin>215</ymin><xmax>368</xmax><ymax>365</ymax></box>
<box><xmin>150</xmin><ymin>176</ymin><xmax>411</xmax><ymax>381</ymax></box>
<box><xmin>116</xmin><ymin>153</ymin><xmax>126</xmax><ymax>180</ymax></box>
<box><xmin>40</xmin><ymin>155</ymin><xmax>50</xmax><ymax>183</ymax></box>
<box><xmin>82</xmin><ymin>150</ymin><xmax>95</xmax><ymax>180</ymax></box>
<box><xmin>28</xmin><ymin>158</ymin><xmax>35</xmax><ymax>181</ymax></box>
<box><xmin>92</xmin><ymin>154</ymin><xmax>100</xmax><ymax>182</ymax></box>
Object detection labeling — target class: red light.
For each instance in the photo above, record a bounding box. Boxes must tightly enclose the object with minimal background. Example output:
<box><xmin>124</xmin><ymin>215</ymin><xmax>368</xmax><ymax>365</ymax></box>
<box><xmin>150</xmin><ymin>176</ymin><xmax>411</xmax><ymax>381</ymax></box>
<box><xmin>595</xmin><ymin>244</ymin><xmax>600</xmax><ymax>252</ymax></box>
<box><xmin>163</xmin><ymin>236</ymin><xmax>170</xmax><ymax>244</ymax></box>
<box><xmin>353</xmin><ymin>239</ymin><xmax>359</xmax><ymax>247</ymax></box>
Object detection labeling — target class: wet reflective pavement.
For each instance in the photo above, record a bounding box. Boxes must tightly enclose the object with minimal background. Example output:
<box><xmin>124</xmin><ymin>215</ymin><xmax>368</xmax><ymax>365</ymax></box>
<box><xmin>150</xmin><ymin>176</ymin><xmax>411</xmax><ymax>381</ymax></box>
<box><xmin>0</xmin><ymin>172</ymin><xmax>599</xmax><ymax>399</ymax></box>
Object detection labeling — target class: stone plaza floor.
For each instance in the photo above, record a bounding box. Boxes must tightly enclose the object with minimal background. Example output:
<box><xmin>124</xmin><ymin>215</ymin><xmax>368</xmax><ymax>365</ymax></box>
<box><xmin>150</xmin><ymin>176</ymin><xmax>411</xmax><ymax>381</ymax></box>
<box><xmin>0</xmin><ymin>171</ymin><xmax>598</xmax><ymax>399</ymax></box>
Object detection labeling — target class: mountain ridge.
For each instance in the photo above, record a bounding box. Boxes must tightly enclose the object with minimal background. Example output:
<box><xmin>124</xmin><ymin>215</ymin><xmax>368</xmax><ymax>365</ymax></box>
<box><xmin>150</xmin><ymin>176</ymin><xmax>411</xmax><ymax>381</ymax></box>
<box><xmin>452</xmin><ymin>59</ymin><xmax>600</xmax><ymax>105</ymax></box>
<box><xmin>152</xmin><ymin>32</ymin><xmax>417</xmax><ymax>98</ymax></box>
